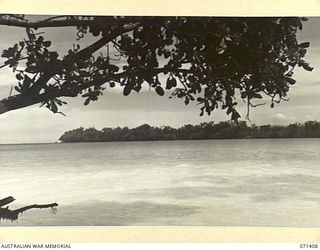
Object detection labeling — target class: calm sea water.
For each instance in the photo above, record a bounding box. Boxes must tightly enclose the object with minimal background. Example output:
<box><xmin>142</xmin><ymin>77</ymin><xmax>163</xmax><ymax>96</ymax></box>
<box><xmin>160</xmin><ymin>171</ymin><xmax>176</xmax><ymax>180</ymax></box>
<box><xmin>0</xmin><ymin>139</ymin><xmax>320</xmax><ymax>226</ymax></box>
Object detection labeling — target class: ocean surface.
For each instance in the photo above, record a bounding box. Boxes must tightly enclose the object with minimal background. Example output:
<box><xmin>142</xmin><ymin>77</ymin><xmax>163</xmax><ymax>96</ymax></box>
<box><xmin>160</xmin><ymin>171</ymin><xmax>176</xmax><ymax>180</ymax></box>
<box><xmin>0</xmin><ymin>139</ymin><xmax>320</xmax><ymax>226</ymax></box>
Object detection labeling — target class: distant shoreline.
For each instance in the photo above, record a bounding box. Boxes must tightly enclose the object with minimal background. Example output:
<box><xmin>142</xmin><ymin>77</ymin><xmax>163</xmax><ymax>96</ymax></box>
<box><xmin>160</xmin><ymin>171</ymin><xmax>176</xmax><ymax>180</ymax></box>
<box><xmin>58</xmin><ymin>120</ymin><xmax>320</xmax><ymax>143</ymax></box>
<box><xmin>59</xmin><ymin>137</ymin><xmax>320</xmax><ymax>143</ymax></box>
<box><xmin>0</xmin><ymin>142</ymin><xmax>57</xmax><ymax>146</ymax></box>
<box><xmin>1</xmin><ymin>137</ymin><xmax>320</xmax><ymax>146</ymax></box>
<box><xmin>2</xmin><ymin>120</ymin><xmax>320</xmax><ymax>145</ymax></box>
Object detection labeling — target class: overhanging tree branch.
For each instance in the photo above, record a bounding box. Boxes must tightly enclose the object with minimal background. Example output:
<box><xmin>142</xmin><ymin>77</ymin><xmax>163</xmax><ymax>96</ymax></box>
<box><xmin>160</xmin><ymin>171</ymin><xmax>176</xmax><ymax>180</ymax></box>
<box><xmin>63</xmin><ymin>22</ymin><xmax>140</xmax><ymax>65</ymax></box>
<box><xmin>0</xmin><ymin>16</ymin><xmax>313</xmax><ymax>121</ymax></box>
<box><xmin>0</xmin><ymin>66</ymin><xmax>191</xmax><ymax>115</ymax></box>
<box><xmin>0</xmin><ymin>15</ymin><xmax>113</xmax><ymax>28</ymax></box>
<box><xmin>28</xmin><ymin>22</ymin><xmax>141</xmax><ymax>94</ymax></box>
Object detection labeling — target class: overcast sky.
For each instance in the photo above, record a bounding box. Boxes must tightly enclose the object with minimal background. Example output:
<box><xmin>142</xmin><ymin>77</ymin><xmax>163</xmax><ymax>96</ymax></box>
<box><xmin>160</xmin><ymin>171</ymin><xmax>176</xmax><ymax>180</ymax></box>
<box><xmin>0</xmin><ymin>16</ymin><xmax>319</xmax><ymax>144</ymax></box>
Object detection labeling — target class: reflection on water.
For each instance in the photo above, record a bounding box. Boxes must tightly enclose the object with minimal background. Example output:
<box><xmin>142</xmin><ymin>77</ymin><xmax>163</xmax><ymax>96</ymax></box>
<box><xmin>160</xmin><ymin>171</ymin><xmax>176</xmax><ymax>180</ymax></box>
<box><xmin>1</xmin><ymin>139</ymin><xmax>320</xmax><ymax>226</ymax></box>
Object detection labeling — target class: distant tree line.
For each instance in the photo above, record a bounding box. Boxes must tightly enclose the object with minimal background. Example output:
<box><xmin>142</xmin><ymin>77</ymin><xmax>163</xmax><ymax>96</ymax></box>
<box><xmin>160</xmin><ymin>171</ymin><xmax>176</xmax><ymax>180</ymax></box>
<box><xmin>58</xmin><ymin>121</ymin><xmax>320</xmax><ymax>143</ymax></box>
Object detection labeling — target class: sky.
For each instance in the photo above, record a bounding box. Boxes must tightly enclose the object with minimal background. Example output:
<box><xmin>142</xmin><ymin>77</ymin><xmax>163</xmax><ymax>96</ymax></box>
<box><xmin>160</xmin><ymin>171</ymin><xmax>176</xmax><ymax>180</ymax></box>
<box><xmin>0</xmin><ymin>16</ymin><xmax>320</xmax><ymax>143</ymax></box>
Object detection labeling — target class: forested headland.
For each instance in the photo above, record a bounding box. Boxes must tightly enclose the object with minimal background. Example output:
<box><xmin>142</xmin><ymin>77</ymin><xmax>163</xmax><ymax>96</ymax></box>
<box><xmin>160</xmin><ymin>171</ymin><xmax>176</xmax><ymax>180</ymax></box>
<box><xmin>58</xmin><ymin>120</ymin><xmax>320</xmax><ymax>142</ymax></box>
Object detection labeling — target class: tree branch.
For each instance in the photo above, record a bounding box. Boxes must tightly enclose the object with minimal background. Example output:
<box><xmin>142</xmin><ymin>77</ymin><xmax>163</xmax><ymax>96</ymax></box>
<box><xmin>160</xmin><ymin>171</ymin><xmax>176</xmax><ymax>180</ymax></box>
<box><xmin>0</xmin><ymin>16</ymin><xmax>110</xmax><ymax>28</ymax></box>
<box><xmin>28</xmin><ymin>22</ymin><xmax>141</xmax><ymax>94</ymax></box>
<box><xmin>0</xmin><ymin>93</ymin><xmax>58</xmax><ymax>114</ymax></box>
<box><xmin>0</xmin><ymin>65</ymin><xmax>192</xmax><ymax>115</ymax></box>
<box><xmin>63</xmin><ymin>22</ymin><xmax>140</xmax><ymax>64</ymax></box>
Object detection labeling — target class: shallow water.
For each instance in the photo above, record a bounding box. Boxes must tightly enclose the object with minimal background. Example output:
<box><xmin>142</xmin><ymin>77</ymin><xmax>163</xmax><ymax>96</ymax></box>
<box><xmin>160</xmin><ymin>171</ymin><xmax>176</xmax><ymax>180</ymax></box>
<box><xmin>1</xmin><ymin>139</ymin><xmax>320</xmax><ymax>226</ymax></box>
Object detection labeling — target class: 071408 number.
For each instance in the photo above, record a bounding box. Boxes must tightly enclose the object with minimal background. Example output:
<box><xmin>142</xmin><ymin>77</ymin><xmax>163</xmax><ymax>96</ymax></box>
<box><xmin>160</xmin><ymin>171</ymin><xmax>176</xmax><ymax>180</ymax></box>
<box><xmin>300</xmin><ymin>244</ymin><xmax>318</xmax><ymax>248</ymax></box>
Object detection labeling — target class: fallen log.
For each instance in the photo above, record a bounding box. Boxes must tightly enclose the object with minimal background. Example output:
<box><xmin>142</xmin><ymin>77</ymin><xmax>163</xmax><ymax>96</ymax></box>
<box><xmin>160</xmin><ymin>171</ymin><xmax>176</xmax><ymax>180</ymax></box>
<box><xmin>0</xmin><ymin>197</ymin><xmax>58</xmax><ymax>221</ymax></box>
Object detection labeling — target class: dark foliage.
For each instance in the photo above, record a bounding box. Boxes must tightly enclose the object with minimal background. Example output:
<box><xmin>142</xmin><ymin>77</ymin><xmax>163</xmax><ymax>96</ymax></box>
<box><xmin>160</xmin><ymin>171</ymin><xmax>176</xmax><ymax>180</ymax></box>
<box><xmin>59</xmin><ymin>120</ymin><xmax>320</xmax><ymax>142</ymax></box>
<box><xmin>0</xmin><ymin>15</ymin><xmax>313</xmax><ymax>120</ymax></box>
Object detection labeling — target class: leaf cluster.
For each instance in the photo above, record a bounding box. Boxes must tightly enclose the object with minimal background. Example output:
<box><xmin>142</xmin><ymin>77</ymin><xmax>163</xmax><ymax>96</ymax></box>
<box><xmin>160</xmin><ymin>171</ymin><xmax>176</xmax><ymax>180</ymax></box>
<box><xmin>0</xmin><ymin>16</ymin><xmax>313</xmax><ymax>120</ymax></box>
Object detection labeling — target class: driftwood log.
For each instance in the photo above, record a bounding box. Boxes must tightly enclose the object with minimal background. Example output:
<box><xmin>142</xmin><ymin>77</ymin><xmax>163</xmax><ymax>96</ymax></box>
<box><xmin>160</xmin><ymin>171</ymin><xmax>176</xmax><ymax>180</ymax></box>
<box><xmin>0</xmin><ymin>196</ymin><xmax>58</xmax><ymax>221</ymax></box>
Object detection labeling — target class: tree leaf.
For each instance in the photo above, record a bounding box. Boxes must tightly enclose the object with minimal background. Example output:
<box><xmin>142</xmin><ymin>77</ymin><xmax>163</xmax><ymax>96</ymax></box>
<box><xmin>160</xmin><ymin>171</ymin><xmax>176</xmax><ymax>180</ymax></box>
<box><xmin>1</xmin><ymin>49</ymin><xmax>9</xmax><ymax>58</ymax></box>
<box><xmin>166</xmin><ymin>78</ymin><xmax>172</xmax><ymax>89</ymax></box>
<box><xmin>155</xmin><ymin>86</ymin><xmax>165</xmax><ymax>96</ymax></box>
<box><xmin>14</xmin><ymin>86</ymin><xmax>21</xmax><ymax>93</ymax></box>
<box><xmin>123</xmin><ymin>85</ymin><xmax>132</xmax><ymax>96</ymax></box>
<box><xmin>108</xmin><ymin>64</ymin><xmax>119</xmax><ymax>72</ymax></box>
<box><xmin>43</xmin><ymin>41</ymin><xmax>52</xmax><ymax>47</ymax></box>
<box><xmin>284</xmin><ymin>77</ymin><xmax>296</xmax><ymax>85</ymax></box>
<box><xmin>184</xmin><ymin>97</ymin><xmax>189</xmax><ymax>105</ymax></box>
<box><xmin>15</xmin><ymin>73</ymin><xmax>23</xmax><ymax>81</ymax></box>
<box><xmin>84</xmin><ymin>98</ymin><xmax>90</xmax><ymax>105</ymax></box>
<box><xmin>252</xmin><ymin>93</ymin><xmax>263</xmax><ymax>99</ymax></box>
<box><xmin>299</xmin><ymin>42</ymin><xmax>310</xmax><ymax>48</ymax></box>
<box><xmin>231</xmin><ymin>110</ymin><xmax>241</xmax><ymax>122</ymax></box>
<box><xmin>25</xmin><ymin>65</ymin><xmax>38</xmax><ymax>73</ymax></box>
<box><xmin>51</xmin><ymin>101</ymin><xmax>58</xmax><ymax>113</ymax></box>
